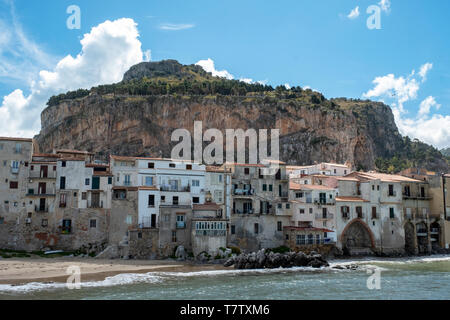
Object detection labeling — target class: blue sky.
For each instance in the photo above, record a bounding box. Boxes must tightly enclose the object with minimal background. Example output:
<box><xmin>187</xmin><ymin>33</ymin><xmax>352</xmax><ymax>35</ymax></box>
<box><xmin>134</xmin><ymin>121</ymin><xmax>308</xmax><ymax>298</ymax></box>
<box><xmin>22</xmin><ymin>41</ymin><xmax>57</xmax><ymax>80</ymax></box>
<box><xmin>0</xmin><ymin>0</ymin><xmax>449</xmax><ymax>149</ymax></box>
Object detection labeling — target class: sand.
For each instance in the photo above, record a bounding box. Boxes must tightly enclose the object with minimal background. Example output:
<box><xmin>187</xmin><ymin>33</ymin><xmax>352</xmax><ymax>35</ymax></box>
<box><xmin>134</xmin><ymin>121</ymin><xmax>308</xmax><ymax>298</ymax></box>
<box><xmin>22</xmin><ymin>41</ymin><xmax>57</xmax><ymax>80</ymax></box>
<box><xmin>0</xmin><ymin>257</ymin><xmax>228</xmax><ymax>285</ymax></box>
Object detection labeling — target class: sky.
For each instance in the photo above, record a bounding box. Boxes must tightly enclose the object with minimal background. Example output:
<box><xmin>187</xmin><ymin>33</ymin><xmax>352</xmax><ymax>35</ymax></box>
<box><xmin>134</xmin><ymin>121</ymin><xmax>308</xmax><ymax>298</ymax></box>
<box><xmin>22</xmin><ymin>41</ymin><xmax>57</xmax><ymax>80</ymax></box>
<box><xmin>0</xmin><ymin>0</ymin><xmax>449</xmax><ymax>149</ymax></box>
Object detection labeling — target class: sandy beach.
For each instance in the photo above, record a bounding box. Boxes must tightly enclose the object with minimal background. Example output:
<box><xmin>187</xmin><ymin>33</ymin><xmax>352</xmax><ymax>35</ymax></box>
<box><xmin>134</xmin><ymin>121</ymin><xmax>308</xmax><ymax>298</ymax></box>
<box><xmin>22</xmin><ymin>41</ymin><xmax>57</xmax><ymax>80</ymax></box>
<box><xmin>0</xmin><ymin>257</ymin><xmax>228</xmax><ymax>286</ymax></box>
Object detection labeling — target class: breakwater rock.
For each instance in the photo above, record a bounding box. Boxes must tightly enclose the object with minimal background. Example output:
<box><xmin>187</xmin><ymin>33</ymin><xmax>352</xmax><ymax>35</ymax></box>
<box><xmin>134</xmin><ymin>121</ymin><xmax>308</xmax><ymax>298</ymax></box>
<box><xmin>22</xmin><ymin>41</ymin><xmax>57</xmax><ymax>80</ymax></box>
<box><xmin>224</xmin><ymin>249</ymin><xmax>329</xmax><ymax>269</ymax></box>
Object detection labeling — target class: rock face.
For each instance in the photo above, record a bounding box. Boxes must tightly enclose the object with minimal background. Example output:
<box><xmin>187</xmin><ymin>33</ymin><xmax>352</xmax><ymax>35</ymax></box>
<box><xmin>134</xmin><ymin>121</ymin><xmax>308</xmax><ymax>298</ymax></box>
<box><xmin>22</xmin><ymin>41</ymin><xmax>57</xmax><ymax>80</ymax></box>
<box><xmin>34</xmin><ymin>60</ymin><xmax>448</xmax><ymax>172</ymax></box>
<box><xmin>224</xmin><ymin>249</ymin><xmax>329</xmax><ymax>269</ymax></box>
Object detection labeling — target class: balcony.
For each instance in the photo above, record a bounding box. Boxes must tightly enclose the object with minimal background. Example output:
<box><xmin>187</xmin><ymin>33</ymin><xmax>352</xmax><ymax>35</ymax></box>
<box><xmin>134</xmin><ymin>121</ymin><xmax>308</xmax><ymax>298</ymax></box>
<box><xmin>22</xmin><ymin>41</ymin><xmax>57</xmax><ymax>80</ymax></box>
<box><xmin>233</xmin><ymin>209</ymin><xmax>254</xmax><ymax>215</ymax></box>
<box><xmin>315</xmin><ymin>213</ymin><xmax>334</xmax><ymax>220</ymax></box>
<box><xmin>313</xmin><ymin>199</ymin><xmax>335</xmax><ymax>206</ymax></box>
<box><xmin>160</xmin><ymin>201</ymin><xmax>192</xmax><ymax>207</ymax></box>
<box><xmin>88</xmin><ymin>201</ymin><xmax>104</xmax><ymax>209</ymax></box>
<box><xmin>233</xmin><ymin>188</ymin><xmax>254</xmax><ymax>196</ymax></box>
<box><xmin>387</xmin><ymin>191</ymin><xmax>397</xmax><ymax>197</ymax></box>
<box><xmin>160</xmin><ymin>185</ymin><xmax>191</xmax><ymax>192</ymax></box>
<box><xmin>35</xmin><ymin>206</ymin><xmax>48</xmax><ymax>213</ymax></box>
<box><xmin>176</xmin><ymin>221</ymin><xmax>186</xmax><ymax>229</ymax></box>
<box><xmin>29</xmin><ymin>172</ymin><xmax>56</xmax><ymax>179</ymax></box>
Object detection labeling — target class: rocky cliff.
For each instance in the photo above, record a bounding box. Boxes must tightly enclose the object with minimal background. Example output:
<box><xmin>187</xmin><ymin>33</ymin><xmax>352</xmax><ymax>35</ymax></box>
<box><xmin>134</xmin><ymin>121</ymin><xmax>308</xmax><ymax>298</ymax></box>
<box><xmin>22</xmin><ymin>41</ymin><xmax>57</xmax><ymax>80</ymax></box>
<box><xmin>34</xmin><ymin>60</ymin><xmax>448</xmax><ymax>172</ymax></box>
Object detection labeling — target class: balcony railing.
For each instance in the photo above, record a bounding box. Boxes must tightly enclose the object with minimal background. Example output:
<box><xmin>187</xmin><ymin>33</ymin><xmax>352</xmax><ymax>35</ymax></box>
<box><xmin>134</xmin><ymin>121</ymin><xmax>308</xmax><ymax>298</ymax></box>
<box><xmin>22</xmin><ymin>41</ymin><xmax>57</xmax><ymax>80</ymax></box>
<box><xmin>233</xmin><ymin>189</ymin><xmax>254</xmax><ymax>196</ymax></box>
<box><xmin>233</xmin><ymin>209</ymin><xmax>254</xmax><ymax>214</ymax></box>
<box><xmin>88</xmin><ymin>201</ymin><xmax>103</xmax><ymax>209</ymax></box>
<box><xmin>315</xmin><ymin>213</ymin><xmax>334</xmax><ymax>220</ymax></box>
<box><xmin>29</xmin><ymin>172</ymin><xmax>57</xmax><ymax>179</ymax></box>
<box><xmin>160</xmin><ymin>185</ymin><xmax>191</xmax><ymax>192</ymax></box>
<box><xmin>313</xmin><ymin>199</ymin><xmax>335</xmax><ymax>206</ymax></box>
<box><xmin>35</xmin><ymin>206</ymin><xmax>48</xmax><ymax>213</ymax></box>
<box><xmin>176</xmin><ymin>221</ymin><xmax>186</xmax><ymax>229</ymax></box>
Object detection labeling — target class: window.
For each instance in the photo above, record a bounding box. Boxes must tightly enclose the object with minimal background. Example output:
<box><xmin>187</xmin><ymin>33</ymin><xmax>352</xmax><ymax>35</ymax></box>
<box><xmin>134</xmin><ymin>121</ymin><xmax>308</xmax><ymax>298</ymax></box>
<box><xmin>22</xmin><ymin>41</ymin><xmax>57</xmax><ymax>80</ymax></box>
<box><xmin>344</xmin><ymin>170</ymin><xmax>347</xmax><ymax>175</ymax></box>
<box><xmin>53</xmin><ymin>166</ymin><xmax>56</xmax><ymax>171</ymax></box>
<box><xmin>372</xmin><ymin>207</ymin><xmax>377</xmax><ymax>219</ymax></box>
<box><xmin>269</xmin><ymin>185</ymin><xmax>273</xmax><ymax>192</ymax></box>
<box><xmin>388</xmin><ymin>184</ymin><xmax>394</xmax><ymax>196</ymax></box>
<box><xmin>124</xmin><ymin>175</ymin><xmax>131</xmax><ymax>186</ymax></box>
<box><xmin>356</xmin><ymin>206</ymin><xmax>363</xmax><ymax>219</ymax></box>
<box><xmin>90</xmin><ymin>219</ymin><xmax>97</xmax><ymax>228</ymax></box>
<box><xmin>192</xmin><ymin>180</ymin><xmax>200</xmax><ymax>187</ymax></box>
<box><xmin>389</xmin><ymin>208</ymin><xmax>395</xmax><ymax>219</ymax></box>
<box><xmin>244</xmin><ymin>168</ymin><xmax>250</xmax><ymax>175</ymax></box>
<box><xmin>377</xmin><ymin>185</ymin><xmax>380</xmax><ymax>191</ymax></box>
<box><xmin>9</xmin><ymin>181</ymin><xmax>18</xmax><ymax>189</ymax></box>
<box><xmin>148</xmin><ymin>162</ymin><xmax>155</xmax><ymax>169</ymax></box>
<box><xmin>169</xmin><ymin>163</ymin><xmax>176</xmax><ymax>168</ymax></box>
<box><xmin>277</xmin><ymin>203</ymin><xmax>282</xmax><ymax>209</ymax></box>
<box><xmin>372</xmin><ymin>185</ymin><xmax>375</xmax><ymax>191</ymax></box>
<box><xmin>41</xmin><ymin>219</ymin><xmax>48</xmax><ymax>227</ymax></box>
<box><xmin>82</xmin><ymin>192</ymin><xmax>87</xmax><ymax>200</ymax></box>
<box><xmin>277</xmin><ymin>221</ymin><xmax>282</xmax><ymax>232</ymax></box>
<box><xmin>62</xmin><ymin>161</ymin><xmax>66</xmax><ymax>167</ymax></box>
<box><xmin>231</xmin><ymin>225</ymin><xmax>236</xmax><ymax>235</ymax></box>
<box><xmin>219</xmin><ymin>175</ymin><xmax>223</xmax><ymax>183</ymax></box>
<box><xmin>286</xmin><ymin>203</ymin><xmax>290</xmax><ymax>209</ymax></box>
<box><xmin>254</xmin><ymin>223</ymin><xmax>259</xmax><ymax>234</ymax></box>
<box><xmin>173</xmin><ymin>196</ymin><xmax>179</xmax><ymax>205</ymax></box>
<box><xmin>161</xmin><ymin>196</ymin><xmax>166</xmax><ymax>203</ymax></box>
<box><xmin>172</xmin><ymin>231</ymin><xmax>177</xmax><ymax>243</ymax></box>
<box><xmin>60</xmin><ymin>176</ymin><xmax>66</xmax><ymax>190</ymax></box>
<box><xmin>62</xmin><ymin>220</ymin><xmax>72</xmax><ymax>234</ymax></box>
<box><xmin>148</xmin><ymin>195</ymin><xmax>155</xmax><ymax>207</ymax></box>
<box><xmin>334</xmin><ymin>169</ymin><xmax>337</xmax><ymax>174</ymax></box>
<box><xmin>299</xmin><ymin>209</ymin><xmax>305</xmax><ymax>214</ymax></box>
<box><xmin>15</xmin><ymin>143</ymin><xmax>21</xmax><ymax>153</ymax></box>
<box><xmin>193</xmin><ymin>197</ymin><xmax>200</xmax><ymax>204</ymax></box>
<box><xmin>341</xmin><ymin>206</ymin><xmax>349</xmax><ymax>218</ymax></box>
<box><xmin>307</xmin><ymin>234</ymin><xmax>314</xmax><ymax>245</ymax></box>
<box><xmin>316</xmin><ymin>234</ymin><xmax>321</xmax><ymax>244</ymax></box>
<box><xmin>262</xmin><ymin>184</ymin><xmax>267</xmax><ymax>191</ymax></box>
<box><xmin>125</xmin><ymin>215</ymin><xmax>133</xmax><ymax>225</ymax></box>
<box><xmin>309</xmin><ymin>208</ymin><xmax>313</xmax><ymax>214</ymax></box>
<box><xmin>186</xmin><ymin>164</ymin><xmax>192</xmax><ymax>170</ymax></box>
<box><xmin>59</xmin><ymin>193</ymin><xmax>67</xmax><ymax>208</ymax></box>
<box><xmin>296</xmin><ymin>235</ymin><xmax>306</xmax><ymax>245</ymax></box>
<box><xmin>296</xmin><ymin>192</ymin><xmax>303</xmax><ymax>198</ymax></box>
<box><xmin>145</xmin><ymin>176</ymin><xmax>153</xmax><ymax>186</ymax></box>
<box><xmin>138</xmin><ymin>232</ymin><xmax>142</xmax><ymax>239</ymax></box>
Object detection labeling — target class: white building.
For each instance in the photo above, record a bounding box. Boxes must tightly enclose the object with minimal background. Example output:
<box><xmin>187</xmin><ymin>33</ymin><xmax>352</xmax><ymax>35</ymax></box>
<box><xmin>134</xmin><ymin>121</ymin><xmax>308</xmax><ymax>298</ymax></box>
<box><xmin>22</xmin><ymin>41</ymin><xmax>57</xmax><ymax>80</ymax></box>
<box><xmin>287</xmin><ymin>162</ymin><xmax>352</xmax><ymax>178</ymax></box>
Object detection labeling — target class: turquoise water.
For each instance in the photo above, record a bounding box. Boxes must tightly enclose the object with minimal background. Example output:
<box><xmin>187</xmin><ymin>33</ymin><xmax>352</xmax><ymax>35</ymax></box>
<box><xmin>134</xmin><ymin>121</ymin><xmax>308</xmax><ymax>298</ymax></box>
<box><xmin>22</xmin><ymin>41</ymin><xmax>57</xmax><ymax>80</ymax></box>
<box><xmin>0</xmin><ymin>255</ymin><xmax>449</xmax><ymax>300</ymax></box>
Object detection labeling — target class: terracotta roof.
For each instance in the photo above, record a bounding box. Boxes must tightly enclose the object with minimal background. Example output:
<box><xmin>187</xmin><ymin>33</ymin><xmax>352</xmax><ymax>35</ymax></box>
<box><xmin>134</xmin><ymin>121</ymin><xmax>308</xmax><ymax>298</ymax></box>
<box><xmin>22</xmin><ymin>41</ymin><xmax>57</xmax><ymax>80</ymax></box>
<box><xmin>56</xmin><ymin>149</ymin><xmax>94</xmax><ymax>155</ymax></box>
<box><xmin>283</xmin><ymin>226</ymin><xmax>334</xmax><ymax>233</ymax></box>
<box><xmin>0</xmin><ymin>137</ymin><xmax>33</xmax><ymax>142</ymax></box>
<box><xmin>349</xmin><ymin>172</ymin><xmax>423</xmax><ymax>183</ymax></box>
<box><xmin>337</xmin><ymin>176</ymin><xmax>360</xmax><ymax>181</ymax></box>
<box><xmin>111</xmin><ymin>155</ymin><xmax>136</xmax><ymax>161</ymax></box>
<box><xmin>32</xmin><ymin>153</ymin><xmax>61</xmax><ymax>158</ymax></box>
<box><xmin>86</xmin><ymin>163</ymin><xmax>109</xmax><ymax>168</ymax></box>
<box><xmin>336</xmin><ymin>196</ymin><xmax>369</xmax><ymax>202</ymax></box>
<box><xmin>138</xmin><ymin>186</ymin><xmax>158</xmax><ymax>191</ymax></box>
<box><xmin>58</xmin><ymin>158</ymin><xmax>85</xmax><ymax>162</ymax></box>
<box><xmin>112</xmin><ymin>186</ymin><xmax>138</xmax><ymax>191</ymax></box>
<box><xmin>93</xmin><ymin>172</ymin><xmax>113</xmax><ymax>177</ymax></box>
<box><xmin>289</xmin><ymin>182</ymin><xmax>334</xmax><ymax>191</ymax></box>
<box><xmin>193</xmin><ymin>203</ymin><xmax>221</xmax><ymax>211</ymax></box>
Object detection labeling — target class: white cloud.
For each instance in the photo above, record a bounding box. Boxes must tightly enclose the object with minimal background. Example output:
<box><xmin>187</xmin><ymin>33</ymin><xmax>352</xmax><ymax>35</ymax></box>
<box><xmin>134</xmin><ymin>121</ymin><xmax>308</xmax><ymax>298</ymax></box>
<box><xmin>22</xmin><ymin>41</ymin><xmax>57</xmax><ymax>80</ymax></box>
<box><xmin>0</xmin><ymin>18</ymin><xmax>148</xmax><ymax>138</ymax></box>
<box><xmin>284</xmin><ymin>83</ymin><xmax>291</xmax><ymax>89</ymax></box>
<box><xmin>418</xmin><ymin>96</ymin><xmax>440</xmax><ymax>118</ymax></box>
<box><xmin>239</xmin><ymin>78</ymin><xmax>253</xmax><ymax>84</ymax></box>
<box><xmin>378</xmin><ymin>0</ymin><xmax>391</xmax><ymax>13</ymax></box>
<box><xmin>363</xmin><ymin>63</ymin><xmax>450</xmax><ymax>149</ymax></box>
<box><xmin>347</xmin><ymin>6</ymin><xmax>360</xmax><ymax>19</ymax></box>
<box><xmin>419</xmin><ymin>62</ymin><xmax>433</xmax><ymax>82</ymax></box>
<box><xmin>159</xmin><ymin>23</ymin><xmax>195</xmax><ymax>31</ymax></box>
<box><xmin>195</xmin><ymin>58</ymin><xmax>234</xmax><ymax>80</ymax></box>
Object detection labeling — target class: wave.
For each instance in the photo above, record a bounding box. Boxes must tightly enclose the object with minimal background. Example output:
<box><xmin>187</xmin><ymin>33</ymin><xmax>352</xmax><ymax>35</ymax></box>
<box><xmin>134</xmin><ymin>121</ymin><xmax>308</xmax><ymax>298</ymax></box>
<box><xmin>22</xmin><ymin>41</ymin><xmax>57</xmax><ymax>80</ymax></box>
<box><xmin>0</xmin><ymin>273</ymin><xmax>162</xmax><ymax>294</ymax></box>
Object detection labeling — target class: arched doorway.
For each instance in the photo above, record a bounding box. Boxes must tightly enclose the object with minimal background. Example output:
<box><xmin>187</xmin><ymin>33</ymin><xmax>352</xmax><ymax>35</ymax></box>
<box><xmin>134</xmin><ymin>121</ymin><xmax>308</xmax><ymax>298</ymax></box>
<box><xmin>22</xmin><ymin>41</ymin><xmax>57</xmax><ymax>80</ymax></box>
<box><xmin>416</xmin><ymin>222</ymin><xmax>428</xmax><ymax>254</ymax></box>
<box><xmin>404</xmin><ymin>222</ymin><xmax>416</xmax><ymax>255</ymax></box>
<box><xmin>341</xmin><ymin>220</ymin><xmax>375</xmax><ymax>255</ymax></box>
<box><xmin>430</xmin><ymin>222</ymin><xmax>440</xmax><ymax>250</ymax></box>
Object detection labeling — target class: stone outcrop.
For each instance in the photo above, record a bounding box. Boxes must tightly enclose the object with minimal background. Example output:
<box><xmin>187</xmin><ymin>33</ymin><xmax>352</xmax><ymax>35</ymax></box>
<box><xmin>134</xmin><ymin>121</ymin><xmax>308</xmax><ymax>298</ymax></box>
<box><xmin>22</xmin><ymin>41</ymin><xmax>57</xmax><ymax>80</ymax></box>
<box><xmin>224</xmin><ymin>249</ymin><xmax>329</xmax><ymax>269</ymax></box>
<box><xmin>34</xmin><ymin>60</ymin><xmax>448</xmax><ymax>172</ymax></box>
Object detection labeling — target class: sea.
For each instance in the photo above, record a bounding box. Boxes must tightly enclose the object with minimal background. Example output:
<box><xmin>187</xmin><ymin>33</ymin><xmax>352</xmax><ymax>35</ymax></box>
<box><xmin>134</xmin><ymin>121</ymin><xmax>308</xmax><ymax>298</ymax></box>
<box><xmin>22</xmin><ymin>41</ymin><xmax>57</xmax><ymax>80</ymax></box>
<box><xmin>0</xmin><ymin>255</ymin><xmax>449</xmax><ymax>300</ymax></box>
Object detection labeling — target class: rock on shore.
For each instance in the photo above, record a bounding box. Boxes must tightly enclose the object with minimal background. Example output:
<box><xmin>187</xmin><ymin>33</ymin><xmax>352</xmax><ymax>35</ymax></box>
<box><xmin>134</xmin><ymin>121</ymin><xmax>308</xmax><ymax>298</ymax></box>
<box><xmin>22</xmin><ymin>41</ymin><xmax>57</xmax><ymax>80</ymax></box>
<box><xmin>224</xmin><ymin>249</ymin><xmax>329</xmax><ymax>269</ymax></box>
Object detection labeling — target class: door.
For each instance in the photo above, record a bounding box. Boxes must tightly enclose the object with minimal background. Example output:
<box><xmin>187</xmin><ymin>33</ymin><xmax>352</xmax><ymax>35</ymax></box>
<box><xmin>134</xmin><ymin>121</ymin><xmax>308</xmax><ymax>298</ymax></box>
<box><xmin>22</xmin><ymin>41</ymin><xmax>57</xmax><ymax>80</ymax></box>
<box><xmin>92</xmin><ymin>177</ymin><xmax>100</xmax><ymax>190</ymax></box>
<box><xmin>60</xmin><ymin>176</ymin><xmax>66</xmax><ymax>190</ymax></box>
<box><xmin>40</xmin><ymin>165</ymin><xmax>48</xmax><ymax>178</ymax></box>
<box><xmin>91</xmin><ymin>192</ymin><xmax>100</xmax><ymax>208</ymax></box>
<box><xmin>38</xmin><ymin>183</ymin><xmax>46</xmax><ymax>195</ymax></box>
<box><xmin>39</xmin><ymin>198</ymin><xmax>46</xmax><ymax>211</ymax></box>
<box><xmin>151</xmin><ymin>214</ymin><xmax>157</xmax><ymax>228</ymax></box>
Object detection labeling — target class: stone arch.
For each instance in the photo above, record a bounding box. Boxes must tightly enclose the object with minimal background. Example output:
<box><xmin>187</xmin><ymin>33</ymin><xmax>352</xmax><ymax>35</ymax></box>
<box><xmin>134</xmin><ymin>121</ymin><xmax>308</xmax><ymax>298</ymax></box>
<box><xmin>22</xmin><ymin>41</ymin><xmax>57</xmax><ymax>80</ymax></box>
<box><xmin>404</xmin><ymin>222</ymin><xmax>416</xmax><ymax>255</ymax></box>
<box><xmin>340</xmin><ymin>219</ymin><xmax>375</xmax><ymax>250</ymax></box>
<box><xmin>416</xmin><ymin>222</ymin><xmax>429</xmax><ymax>254</ymax></box>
